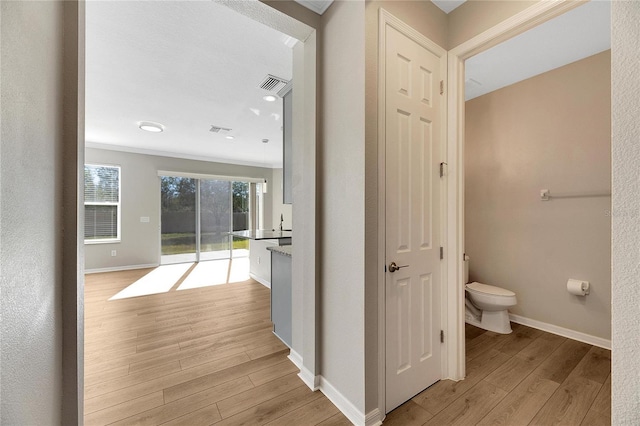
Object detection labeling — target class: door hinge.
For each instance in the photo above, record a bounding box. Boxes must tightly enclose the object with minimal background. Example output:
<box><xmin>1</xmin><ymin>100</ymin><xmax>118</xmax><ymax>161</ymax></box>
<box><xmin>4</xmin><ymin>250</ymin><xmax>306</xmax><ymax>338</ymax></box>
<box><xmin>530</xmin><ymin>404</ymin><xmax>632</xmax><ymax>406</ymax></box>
<box><xmin>440</xmin><ymin>330</ymin><xmax>444</xmax><ymax>343</ymax></box>
<box><xmin>439</xmin><ymin>162</ymin><xmax>447</xmax><ymax>178</ymax></box>
<box><xmin>440</xmin><ymin>247</ymin><xmax>444</xmax><ymax>260</ymax></box>
<box><xmin>440</xmin><ymin>80</ymin><xmax>444</xmax><ymax>95</ymax></box>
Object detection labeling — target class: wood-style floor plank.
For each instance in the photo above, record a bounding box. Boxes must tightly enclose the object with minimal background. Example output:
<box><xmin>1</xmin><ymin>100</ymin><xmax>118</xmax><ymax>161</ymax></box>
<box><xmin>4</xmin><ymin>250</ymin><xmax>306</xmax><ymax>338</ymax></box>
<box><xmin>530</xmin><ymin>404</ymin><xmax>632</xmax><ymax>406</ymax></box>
<box><xmin>483</xmin><ymin>355</ymin><xmax>537</xmax><ymax>392</ymax></box>
<box><xmin>381</xmin><ymin>400</ymin><xmax>433</xmax><ymax>425</ymax></box>
<box><xmin>477</xmin><ymin>373</ymin><xmax>559</xmax><ymax>425</ymax></box>
<box><xmin>568</xmin><ymin>346</ymin><xmax>611</xmax><ymax>385</ymax></box>
<box><xmin>412</xmin><ymin>348</ymin><xmax>510</xmax><ymax>415</ymax></box>
<box><xmin>423</xmin><ymin>380</ymin><xmax>507</xmax><ymax>426</ymax></box>
<box><xmin>84</xmin><ymin>267</ymin><xmax>349</xmax><ymax>425</ymax></box>
<box><xmin>588</xmin><ymin>373</ymin><xmax>611</xmax><ymax>417</ymax></box>
<box><xmin>85</xmin><ymin>391</ymin><xmax>165</xmax><ymax>426</ymax></box>
<box><xmin>216</xmin><ymin>372</ymin><xmax>304</xmax><ymax>419</ymax></box>
<box><xmin>86</xmin><ymin>268</ymin><xmax>611</xmax><ymax>426</ymax></box>
<box><xmin>529</xmin><ymin>376</ymin><xmax>601</xmax><ymax>425</ymax></box>
<box><xmin>533</xmin><ymin>339</ymin><xmax>591</xmax><ymax>384</ymax></box>
<box><xmin>316</xmin><ymin>413</ymin><xmax>353</xmax><ymax>426</ymax></box>
<box><xmin>110</xmin><ymin>376</ymin><xmax>253</xmax><ymax>426</ymax></box>
<box><xmin>213</xmin><ymin>385</ymin><xmax>323</xmax><ymax>425</ymax></box>
<box><xmin>264</xmin><ymin>396</ymin><xmax>341</xmax><ymax>425</ymax></box>
<box><xmin>400</xmin><ymin>323</ymin><xmax>610</xmax><ymax>426</ymax></box>
<box><xmin>492</xmin><ymin>323</ymin><xmax>543</xmax><ymax>357</ymax></box>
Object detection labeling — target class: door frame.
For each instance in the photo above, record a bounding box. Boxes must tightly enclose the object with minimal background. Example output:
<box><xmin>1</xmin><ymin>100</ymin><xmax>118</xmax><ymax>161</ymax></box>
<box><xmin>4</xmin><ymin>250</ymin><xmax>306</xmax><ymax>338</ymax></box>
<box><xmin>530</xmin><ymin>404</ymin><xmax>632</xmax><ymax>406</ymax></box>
<box><xmin>446</xmin><ymin>0</ymin><xmax>583</xmax><ymax>381</ymax></box>
<box><xmin>377</xmin><ymin>0</ymin><xmax>585</xmax><ymax>416</ymax></box>
<box><xmin>377</xmin><ymin>8</ymin><xmax>448</xmax><ymax>414</ymax></box>
<box><xmin>74</xmin><ymin>2</ymin><xmax>318</xmax><ymax>420</ymax></box>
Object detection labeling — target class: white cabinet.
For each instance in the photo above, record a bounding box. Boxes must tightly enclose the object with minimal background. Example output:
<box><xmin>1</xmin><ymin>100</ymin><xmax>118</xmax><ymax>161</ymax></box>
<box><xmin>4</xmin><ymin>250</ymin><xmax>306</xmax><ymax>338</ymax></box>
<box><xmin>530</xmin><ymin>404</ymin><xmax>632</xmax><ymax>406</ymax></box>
<box><xmin>249</xmin><ymin>239</ymin><xmax>277</xmax><ymax>287</ymax></box>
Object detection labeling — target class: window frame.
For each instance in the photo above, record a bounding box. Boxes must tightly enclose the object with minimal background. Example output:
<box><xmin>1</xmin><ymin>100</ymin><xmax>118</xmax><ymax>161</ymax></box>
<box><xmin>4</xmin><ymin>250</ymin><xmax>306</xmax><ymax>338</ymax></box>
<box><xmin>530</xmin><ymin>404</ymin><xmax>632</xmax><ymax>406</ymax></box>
<box><xmin>84</xmin><ymin>163</ymin><xmax>122</xmax><ymax>244</ymax></box>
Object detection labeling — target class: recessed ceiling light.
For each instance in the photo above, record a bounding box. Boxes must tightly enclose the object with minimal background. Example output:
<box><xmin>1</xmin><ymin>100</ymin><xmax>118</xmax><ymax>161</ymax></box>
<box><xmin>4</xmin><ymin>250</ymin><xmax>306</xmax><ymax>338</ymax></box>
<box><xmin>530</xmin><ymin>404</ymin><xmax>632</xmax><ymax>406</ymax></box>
<box><xmin>138</xmin><ymin>121</ymin><xmax>164</xmax><ymax>133</ymax></box>
<box><xmin>263</xmin><ymin>95</ymin><xmax>277</xmax><ymax>102</ymax></box>
<box><xmin>226</xmin><ymin>136</ymin><xmax>235</xmax><ymax>140</ymax></box>
<box><xmin>262</xmin><ymin>139</ymin><xmax>269</xmax><ymax>143</ymax></box>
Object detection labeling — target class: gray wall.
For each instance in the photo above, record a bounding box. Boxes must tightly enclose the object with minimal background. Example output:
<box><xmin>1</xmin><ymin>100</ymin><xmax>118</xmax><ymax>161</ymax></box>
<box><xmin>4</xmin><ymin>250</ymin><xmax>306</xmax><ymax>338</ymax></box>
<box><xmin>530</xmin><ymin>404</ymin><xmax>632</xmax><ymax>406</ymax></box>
<box><xmin>611</xmin><ymin>1</ymin><xmax>640</xmax><ymax>423</ymax></box>
<box><xmin>1</xmin><ymin>2</ymin><xmax>66</xmax><ymax>423</ymax></box>
<box><xmin>85</xmin><ymin>148</ymin><xmax>278</xmax><ymax>271</ymax></box>
<box><xmin>320</xmin><ymin>0</ymin><xmax>366</xmax><ymax>412</ymax></box>
<box><xmin>465</xmin><ymin>51</ymin><xmax>611</xmax><ymax>340</ymax></box>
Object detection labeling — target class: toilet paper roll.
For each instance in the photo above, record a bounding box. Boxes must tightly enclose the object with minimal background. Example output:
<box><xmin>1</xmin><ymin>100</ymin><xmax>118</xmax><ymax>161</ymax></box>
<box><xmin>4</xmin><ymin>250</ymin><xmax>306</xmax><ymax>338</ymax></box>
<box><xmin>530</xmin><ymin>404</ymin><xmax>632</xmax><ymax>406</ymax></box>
<box><xmin>567</xmin><ymin>279</ymin><xmax>590</xmax><ymax>296</ymax></box>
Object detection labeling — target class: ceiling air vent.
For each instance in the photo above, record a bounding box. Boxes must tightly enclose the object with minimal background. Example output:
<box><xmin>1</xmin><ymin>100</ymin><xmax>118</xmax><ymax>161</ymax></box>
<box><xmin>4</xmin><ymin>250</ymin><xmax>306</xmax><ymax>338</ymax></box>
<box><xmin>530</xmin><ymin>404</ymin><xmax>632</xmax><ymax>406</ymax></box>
<box><xmin>210</xmin><ymin>125</ymin><xmax>231</xmax><ymax>134</ymax></box>
<box><xmin>258</xmin><ymin>74</ymin><xmax>290</xmax><ymax>93</ymax></box>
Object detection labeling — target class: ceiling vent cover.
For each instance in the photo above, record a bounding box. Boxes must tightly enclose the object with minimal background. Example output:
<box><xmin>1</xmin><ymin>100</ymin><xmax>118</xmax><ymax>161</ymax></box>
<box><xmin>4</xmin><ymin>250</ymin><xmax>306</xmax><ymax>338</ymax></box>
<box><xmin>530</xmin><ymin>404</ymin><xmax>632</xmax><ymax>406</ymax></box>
<box><xmin>258</xmin><ymin>74</ymin><xmax>290</xmax><ymax>93</ymax></box>
<box><xmin>210</xmin><ymin>125</ymin><xmax>231</xmax><ymax>134</ymax></box>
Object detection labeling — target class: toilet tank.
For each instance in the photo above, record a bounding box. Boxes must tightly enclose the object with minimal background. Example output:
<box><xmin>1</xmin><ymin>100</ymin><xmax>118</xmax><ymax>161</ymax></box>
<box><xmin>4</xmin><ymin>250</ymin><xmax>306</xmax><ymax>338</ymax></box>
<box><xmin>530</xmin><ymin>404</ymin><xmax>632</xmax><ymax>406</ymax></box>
<box><xmin>464</xmin><ymin>254</ymin><xmax>470</xmax><ymax>284</ymax></box>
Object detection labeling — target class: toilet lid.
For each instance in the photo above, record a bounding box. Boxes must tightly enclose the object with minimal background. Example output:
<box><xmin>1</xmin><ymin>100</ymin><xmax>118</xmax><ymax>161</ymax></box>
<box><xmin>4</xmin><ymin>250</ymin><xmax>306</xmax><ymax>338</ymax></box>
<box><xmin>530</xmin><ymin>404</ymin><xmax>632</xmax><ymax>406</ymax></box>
<box><xmin>466</xmin><ymin>282</ymin><xmax>515</xmax><ymax>297</ymax></box>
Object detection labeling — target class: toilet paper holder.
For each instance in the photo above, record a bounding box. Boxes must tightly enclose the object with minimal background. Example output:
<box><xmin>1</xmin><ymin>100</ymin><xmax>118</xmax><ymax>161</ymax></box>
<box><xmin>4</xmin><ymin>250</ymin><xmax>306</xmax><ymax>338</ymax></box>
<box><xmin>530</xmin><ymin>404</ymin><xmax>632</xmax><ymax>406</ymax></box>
<box><xmin>567</xmin><ymin>279</ymin><xmax>590</xmax><ymax>296</ymax></box>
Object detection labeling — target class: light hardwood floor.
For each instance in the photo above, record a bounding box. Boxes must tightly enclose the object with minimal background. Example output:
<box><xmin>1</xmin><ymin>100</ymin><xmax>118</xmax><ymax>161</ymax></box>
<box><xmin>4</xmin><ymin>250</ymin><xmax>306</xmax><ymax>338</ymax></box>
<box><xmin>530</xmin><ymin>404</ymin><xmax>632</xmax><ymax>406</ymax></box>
<box><xmin>86</xmin><ymin>267</ymin><xmax>610</xmax><ymax>426</ymax></box>
<box><xmin>384</xmin><ymin>323</ymin><xmax>611</xmax><ymax>426</ymax></box>
<box><xmin>84</xmin><ymin>267</ymin><xmax>350</xmax><ymax>426</ymax></box>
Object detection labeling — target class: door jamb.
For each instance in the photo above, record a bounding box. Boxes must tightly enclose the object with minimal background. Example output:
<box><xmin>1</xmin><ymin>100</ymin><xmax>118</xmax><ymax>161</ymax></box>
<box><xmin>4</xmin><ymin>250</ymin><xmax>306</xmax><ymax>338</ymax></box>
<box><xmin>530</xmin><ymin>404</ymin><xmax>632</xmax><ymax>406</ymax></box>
<box><xmin>445</xmin><ymin>0</ymin><xmax>584</xmax><ymax>381</ymax></box>
<box><xmin>377</xmin><ymin>8</ymin><xmax>448</xmax><ymax>415</ymax></box>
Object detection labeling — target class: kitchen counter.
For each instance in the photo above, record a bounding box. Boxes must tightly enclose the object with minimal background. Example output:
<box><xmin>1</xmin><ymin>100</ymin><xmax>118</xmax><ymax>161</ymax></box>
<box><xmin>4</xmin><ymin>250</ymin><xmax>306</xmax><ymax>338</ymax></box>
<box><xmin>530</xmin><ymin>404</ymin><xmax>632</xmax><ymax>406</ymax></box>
<box><xmin>230</xmin><ymin>230</ymin><xmax>292</xmax><ymax>241</ymax></box>
<box><xmin>267</xmin><ymin>245</ymin><xmax>292</xmax><ymax>257</ymax></box>
<box><xmin>230</xmin><ymin>230</ymin><xmax>291</xmax><ymax>288</ymax></box>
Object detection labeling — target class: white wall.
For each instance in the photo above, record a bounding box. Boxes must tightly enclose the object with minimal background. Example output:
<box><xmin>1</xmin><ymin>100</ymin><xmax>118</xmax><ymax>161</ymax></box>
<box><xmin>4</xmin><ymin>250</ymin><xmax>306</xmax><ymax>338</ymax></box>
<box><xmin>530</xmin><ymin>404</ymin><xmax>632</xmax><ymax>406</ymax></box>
<box><xmin>465</xmin><ymin>51</ymin><xmax>611</xmax><ymax>341</ymax></box>
<box><xmin>84</xmin><ymin>148</ymin><xmax>279</xmax><ymax>271</ymax></box>
<box><xmin>319</xmin><ymin>0</ymin><xmax>366</xmax><ymax>413</ymax></box>
<box><xmin>611</xmin><ymin>1</ymin><xmax>640</xmax><ymax>423</ymax></box>
<box><xmin>1</xmin><ymin>2</ymin><xmax>65</xmax><ymax>423</ymax></box>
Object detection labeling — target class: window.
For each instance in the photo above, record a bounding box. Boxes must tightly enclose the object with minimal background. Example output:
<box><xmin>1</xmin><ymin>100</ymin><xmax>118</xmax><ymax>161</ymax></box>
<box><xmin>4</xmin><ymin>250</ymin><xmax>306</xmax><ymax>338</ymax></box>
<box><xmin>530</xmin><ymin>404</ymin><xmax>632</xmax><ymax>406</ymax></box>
<box><xmin>84</xmin><ymin>164</ymin><xmax>120</xmax><ymax>243</ymax></box>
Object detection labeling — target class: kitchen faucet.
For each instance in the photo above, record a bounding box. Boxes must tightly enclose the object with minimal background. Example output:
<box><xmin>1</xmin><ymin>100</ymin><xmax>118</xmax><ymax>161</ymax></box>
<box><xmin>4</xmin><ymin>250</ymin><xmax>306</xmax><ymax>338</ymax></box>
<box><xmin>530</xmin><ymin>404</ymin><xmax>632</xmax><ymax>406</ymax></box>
<box><xmin>279</xmin><ymin>213</ymin><xmax>284</xmax><ymax>231</ymax></box>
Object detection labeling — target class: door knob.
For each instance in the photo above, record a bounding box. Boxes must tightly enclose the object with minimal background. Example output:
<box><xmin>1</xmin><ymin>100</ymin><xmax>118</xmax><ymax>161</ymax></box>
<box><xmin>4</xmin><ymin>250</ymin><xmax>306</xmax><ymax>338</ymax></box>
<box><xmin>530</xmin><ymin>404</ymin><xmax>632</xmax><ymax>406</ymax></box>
<box><xmin>388</xmin><ymin>262</ymin><xmax>409</xmax><ymax>273</ymax></box>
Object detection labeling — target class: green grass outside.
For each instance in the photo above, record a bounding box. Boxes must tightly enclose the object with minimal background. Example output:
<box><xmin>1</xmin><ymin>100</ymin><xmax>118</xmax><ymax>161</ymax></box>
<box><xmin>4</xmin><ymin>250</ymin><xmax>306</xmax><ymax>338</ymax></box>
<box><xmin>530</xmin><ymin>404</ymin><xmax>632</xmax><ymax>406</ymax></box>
<box><xmin>161</xmin><ymin>233</ymin><xmax>249</xmax><ymax>255</ymax></box>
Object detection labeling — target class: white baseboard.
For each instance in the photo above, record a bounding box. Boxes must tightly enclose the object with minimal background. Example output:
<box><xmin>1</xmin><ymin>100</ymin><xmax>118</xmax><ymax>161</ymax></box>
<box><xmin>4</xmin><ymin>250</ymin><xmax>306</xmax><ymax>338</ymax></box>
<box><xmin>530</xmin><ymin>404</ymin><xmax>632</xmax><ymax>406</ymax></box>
<box><xmin>318</xmin><ymin>376</ymin><xmax>366</xmax><ymax>426</ymax></box>
<box><xmin>509</xmin><ymin>313</ymin><xmax>611</xmax><ymax>350</ymax></box>
<box><xmin>287</xmin><ymin>350</ymin><xmax>303</xmax><ymax>370</ymax></box>
<box><xmin>299</xmin><ymin>366</ymin><xmax>320</xmax><ymax>391</ymax></box>
<box><xmin>85</xmin><ymin>263</ymin><xmax>159</xmax><ymax>274</ymax></box>
<box><xmin>287</xmin><ymin>350</ymin><xmax>320</xmax><ymax>391</ymax></box>
<box><xmin>365</xmin><ymin>408</ymin><xmax>384</xmax><ymax>426</ymax></box>
<box><xmin>249</xmin><ymin>273</ymin><xmax>270</xmax><ymax>288</ymax></box>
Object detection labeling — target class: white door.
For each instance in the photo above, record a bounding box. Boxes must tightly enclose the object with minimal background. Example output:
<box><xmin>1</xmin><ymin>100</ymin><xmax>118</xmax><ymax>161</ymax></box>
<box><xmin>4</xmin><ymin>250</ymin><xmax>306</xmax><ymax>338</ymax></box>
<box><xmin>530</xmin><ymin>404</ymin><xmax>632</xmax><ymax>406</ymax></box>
<box><xmin>384</xmin><ymin>24</ymin><xmax>446</xmax><ymax>413</ymax></box>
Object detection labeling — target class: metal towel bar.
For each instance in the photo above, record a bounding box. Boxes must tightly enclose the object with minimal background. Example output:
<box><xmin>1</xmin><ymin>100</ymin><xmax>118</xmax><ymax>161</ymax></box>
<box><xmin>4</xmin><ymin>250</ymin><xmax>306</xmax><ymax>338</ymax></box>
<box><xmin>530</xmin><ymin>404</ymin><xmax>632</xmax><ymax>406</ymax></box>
<box><xmin>540</xmin><ymin>189</ymin><xmax>611</xmax><ymax>201</ymax></box>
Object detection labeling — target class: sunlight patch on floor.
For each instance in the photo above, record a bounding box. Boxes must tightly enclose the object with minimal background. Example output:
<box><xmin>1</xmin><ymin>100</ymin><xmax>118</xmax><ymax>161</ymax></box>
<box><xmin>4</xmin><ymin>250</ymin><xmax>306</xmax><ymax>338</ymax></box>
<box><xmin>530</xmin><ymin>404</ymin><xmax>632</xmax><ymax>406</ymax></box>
<box><xmin>109</xmin><ymin>263</ymin><xmax>194</xmax><ymax>300</ymax></box>
<box><xmin>177</xmin><ymin>258</ymin><xmax>250</xmax><ymax>291</ymax></box>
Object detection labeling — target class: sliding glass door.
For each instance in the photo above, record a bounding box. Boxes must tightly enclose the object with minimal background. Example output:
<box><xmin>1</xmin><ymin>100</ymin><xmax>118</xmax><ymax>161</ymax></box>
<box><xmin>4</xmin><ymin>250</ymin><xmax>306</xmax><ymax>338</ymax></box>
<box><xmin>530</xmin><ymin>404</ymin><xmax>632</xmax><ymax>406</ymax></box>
<box><xmin>199</xmin><ymin>179</ymin><xmax>231</xmax><ymax>261</ymax></box>
<box><xmin>160</xmin><ymin>177</ymin><xmax>197</xmax><ymax>264</ymax></box>
<box><xmin>232</xmin><ymin>182</ymin><xmax>250</xmax><ymax>258</ymax></box>
<box><xmin>160</xmin><ymin>176</ymin><xmax>253</xmax><ymax>264</ymax></box>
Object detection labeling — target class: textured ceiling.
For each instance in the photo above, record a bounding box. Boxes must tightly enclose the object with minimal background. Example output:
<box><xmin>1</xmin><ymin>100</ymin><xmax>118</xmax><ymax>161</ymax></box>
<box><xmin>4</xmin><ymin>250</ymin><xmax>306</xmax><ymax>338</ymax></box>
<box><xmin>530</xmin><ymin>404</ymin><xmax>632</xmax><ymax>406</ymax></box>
<box><xmin>86</xmin><ymin>1</ymin><xmax>610</xmax><ymax>167</ymax></box>
<box><xmin>85</xmin><ymin>1</ymin><xmax>293</xmax><ymax>168</ymax></box>
<box><xmin>465</xmin><ymin>1</ymin><xmax>611</xmax><ymax>101</ymax></box>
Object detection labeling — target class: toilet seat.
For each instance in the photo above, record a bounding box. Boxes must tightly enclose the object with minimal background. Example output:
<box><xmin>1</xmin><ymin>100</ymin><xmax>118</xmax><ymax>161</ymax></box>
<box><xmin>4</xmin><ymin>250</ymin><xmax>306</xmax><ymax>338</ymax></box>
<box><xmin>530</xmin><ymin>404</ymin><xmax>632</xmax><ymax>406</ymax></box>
<box><xmin>466</xmin><ymin>282</ymin><xmax>515</xmax><ymax>297</ymax></box>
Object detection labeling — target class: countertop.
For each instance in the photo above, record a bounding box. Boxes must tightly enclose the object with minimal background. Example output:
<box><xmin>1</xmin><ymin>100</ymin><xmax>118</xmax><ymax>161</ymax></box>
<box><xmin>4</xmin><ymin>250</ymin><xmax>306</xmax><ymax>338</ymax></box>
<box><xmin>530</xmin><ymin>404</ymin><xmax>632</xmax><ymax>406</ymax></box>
<box><xmin>267</xmin><ymin>245</ymin><xmax>292</xmax><ymax>257</ymax></box>
<box><xmin>230</xmin><ymin>230</ymin><xmax>292</xmax><ymax>240</ymax></box>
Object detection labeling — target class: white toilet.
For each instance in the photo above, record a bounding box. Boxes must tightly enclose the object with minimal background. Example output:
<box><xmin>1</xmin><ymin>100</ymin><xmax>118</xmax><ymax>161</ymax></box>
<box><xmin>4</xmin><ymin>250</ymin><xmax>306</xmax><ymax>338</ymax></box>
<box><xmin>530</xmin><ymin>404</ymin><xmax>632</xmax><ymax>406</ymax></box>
<box><xmin>464</xmin><ymin>255</ymin><xmax>517</xmax><ymax>334</ymax></box>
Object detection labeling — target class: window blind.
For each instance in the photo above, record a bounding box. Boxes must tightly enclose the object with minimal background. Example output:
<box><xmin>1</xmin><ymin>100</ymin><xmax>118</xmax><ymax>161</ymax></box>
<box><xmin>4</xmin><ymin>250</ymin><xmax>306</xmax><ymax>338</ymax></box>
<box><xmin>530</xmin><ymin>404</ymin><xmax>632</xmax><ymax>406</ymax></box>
<box><xmin>85</xmin><ymin>165</ymin><xmax>120</xmax><ymax>241</ymax></box>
